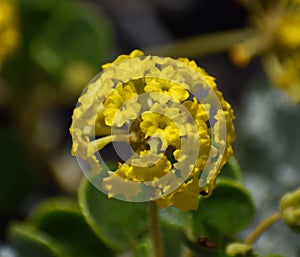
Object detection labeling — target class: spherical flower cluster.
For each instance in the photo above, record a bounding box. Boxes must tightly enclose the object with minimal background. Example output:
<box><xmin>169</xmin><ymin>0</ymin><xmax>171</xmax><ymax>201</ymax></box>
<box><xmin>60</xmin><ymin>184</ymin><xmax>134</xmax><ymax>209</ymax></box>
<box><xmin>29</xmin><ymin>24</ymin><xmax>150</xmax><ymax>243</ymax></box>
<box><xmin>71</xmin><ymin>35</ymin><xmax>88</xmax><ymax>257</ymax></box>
<box><xmin>0</xmin><ymin>0</ymin><xmax>19</xmax><ymax>69</ymax></box>
<box><xmin>70</xmin><ymin>50</ymin><xmax>235</xmax><ymax>211</ymax></box>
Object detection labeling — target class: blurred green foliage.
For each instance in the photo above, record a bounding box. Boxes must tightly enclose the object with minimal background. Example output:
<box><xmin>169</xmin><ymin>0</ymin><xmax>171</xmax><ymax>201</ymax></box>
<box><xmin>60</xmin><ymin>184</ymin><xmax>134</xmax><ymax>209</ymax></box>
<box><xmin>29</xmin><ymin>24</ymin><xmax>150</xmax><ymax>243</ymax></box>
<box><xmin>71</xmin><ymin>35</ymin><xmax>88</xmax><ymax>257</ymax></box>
<box><xmin>0</xmin><ymin>0</ymin><xmax>114</xmax><ymax>237</ymax></box>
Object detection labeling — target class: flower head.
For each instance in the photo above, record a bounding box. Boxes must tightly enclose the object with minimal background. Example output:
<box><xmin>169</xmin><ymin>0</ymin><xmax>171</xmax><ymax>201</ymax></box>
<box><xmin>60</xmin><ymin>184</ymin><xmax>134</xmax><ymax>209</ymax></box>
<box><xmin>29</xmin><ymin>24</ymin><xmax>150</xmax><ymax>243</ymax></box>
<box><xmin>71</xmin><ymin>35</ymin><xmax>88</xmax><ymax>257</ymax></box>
<box><xmin>70</xmin><ymin>50</ymin><xmax>235</xmax><ymax>210</ymax></box>
<box><xmin>231</xmin><ymin>0</ymin><xmax>300</xmax><ymax>102</ymax></box>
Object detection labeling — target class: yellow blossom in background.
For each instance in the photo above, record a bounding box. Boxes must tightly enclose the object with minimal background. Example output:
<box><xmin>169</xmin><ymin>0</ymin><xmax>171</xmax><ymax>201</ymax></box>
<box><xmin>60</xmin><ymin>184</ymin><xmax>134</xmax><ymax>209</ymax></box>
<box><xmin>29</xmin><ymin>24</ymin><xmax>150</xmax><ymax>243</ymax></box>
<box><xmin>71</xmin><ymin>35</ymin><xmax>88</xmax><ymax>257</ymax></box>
<box><xmin>0</xmin><ymin>0</ymin><xmax>19</xmax><ymax>69</ymax></box>
<box><xmin>70</xmin><ymin>50</ymin><xmax>236</xmax><ymax>210</ymax></box>
<box><xmin>263</xmin><ymin>51</ymin><xmax>300</xmax><ymax>102</ymax></box>
<box><xmin>230</xmin><ymin>0</ymin><xmax>300</xmax><ymax>102</ymax></box>
<box><xmin>276</xmin><ymin>13</ymin><xmax>300</xmax><ymax>49</ymax></box>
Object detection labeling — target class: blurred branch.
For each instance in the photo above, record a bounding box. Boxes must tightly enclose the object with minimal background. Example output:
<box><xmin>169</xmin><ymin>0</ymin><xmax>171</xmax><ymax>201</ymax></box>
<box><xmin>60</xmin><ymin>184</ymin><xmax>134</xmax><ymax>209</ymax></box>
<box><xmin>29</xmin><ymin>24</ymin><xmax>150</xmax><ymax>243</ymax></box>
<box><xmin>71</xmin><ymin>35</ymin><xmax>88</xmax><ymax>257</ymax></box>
<box><xmin>146</xmin><ymin>28</ymin><xmax>256</xmax><ymax>58</ymax></box>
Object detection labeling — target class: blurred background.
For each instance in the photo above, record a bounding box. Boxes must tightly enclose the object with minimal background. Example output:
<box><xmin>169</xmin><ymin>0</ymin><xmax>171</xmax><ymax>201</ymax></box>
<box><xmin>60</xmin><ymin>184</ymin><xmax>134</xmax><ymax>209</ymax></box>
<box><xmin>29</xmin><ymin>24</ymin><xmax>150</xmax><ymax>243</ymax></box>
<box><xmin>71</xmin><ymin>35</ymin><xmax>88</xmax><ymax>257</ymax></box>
<box><xmin>0</xmin><ymin>0</ymin><xmax>299</xmax><ymax>256</ymax></box>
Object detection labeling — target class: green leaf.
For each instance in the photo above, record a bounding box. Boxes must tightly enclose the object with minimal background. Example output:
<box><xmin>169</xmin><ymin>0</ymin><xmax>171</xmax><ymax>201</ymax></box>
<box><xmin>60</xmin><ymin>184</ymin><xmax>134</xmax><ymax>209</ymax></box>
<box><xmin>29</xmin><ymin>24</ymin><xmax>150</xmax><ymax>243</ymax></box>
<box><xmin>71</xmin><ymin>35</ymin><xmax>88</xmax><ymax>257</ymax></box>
<box><xmin>78</xmin><ymin>175</ymin><xmax>148</xmax><ymax>251</ymax></box>
<box><xmin>28</xmin><ymin>197</ymin><xmax>115</xmax><ymax>257</ymax></box>
<box><xmin>218</xmin><ymin>156</ymin><xmax>243</xmax><ymax>183</ymax></box>
<box><xmin>192</xmin><ymin>180</ymin><xmax>255</xmax><ymax>245</ymax></box>
<box><xmin>8</xmin><ymin>223</ymin><xmax>68</xmax><ymax>257</ymax></box>
<box><xmin>159</xmin><ymin>206</ymin><xmax>193</xmax><ymax>231</ymax></box>
<box><xmin>161</xmin><ymin>223</ymin><xmax>185</xmax><ymax>257</ymax></box>
<box><xmin>134</xmin><ymin>236</ymin><xmax>153</xmax><ymax>257</ymax></box>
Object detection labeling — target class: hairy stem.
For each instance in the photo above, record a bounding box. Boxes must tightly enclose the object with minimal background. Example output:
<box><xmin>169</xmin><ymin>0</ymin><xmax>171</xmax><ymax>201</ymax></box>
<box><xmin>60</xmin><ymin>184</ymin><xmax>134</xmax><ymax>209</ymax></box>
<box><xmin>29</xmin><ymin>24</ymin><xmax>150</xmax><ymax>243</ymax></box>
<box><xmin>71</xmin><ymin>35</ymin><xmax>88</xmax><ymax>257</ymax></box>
<box><xmin>150</xmin><ymin>201</ymin><xmax>164</xmax><ymax>257</ymax></box>
<box><xmin>245</xmin><ymin>212</ymin><xmax>281</xmax><ymax>245</ymax></box>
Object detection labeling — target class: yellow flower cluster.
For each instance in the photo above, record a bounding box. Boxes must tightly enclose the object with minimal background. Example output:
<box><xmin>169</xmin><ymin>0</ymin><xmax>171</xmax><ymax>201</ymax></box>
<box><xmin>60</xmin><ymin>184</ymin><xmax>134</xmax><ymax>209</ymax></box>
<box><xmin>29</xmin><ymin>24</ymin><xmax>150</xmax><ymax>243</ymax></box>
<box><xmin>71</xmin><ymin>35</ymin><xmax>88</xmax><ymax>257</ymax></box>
<box><xmin>231</xmin><ymin>0</ymin><xmax>300</xmax><ymax>102</ymax></box>
<box><xmin>0</xmin><ymin>0</ymin><xmax>19</xmax><ymax>69</ymax></box>
<box><xmin>70</xmin><ymin>50</ymin><xmax>235</xmax><ymax>210</ymax></box>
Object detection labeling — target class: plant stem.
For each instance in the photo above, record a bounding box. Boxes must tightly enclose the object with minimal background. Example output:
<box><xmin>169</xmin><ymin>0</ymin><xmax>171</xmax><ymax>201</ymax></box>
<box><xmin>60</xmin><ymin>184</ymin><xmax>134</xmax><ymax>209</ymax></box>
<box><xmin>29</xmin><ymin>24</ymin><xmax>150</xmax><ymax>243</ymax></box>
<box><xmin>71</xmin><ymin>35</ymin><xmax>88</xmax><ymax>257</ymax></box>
<box><xmin>245</xmin><ymin>212</ymin><xmax>281</xmax><ymax>245</ymax></box>
<box><xmin>150</xmin><ymin>201</ymin><xmax>164</xmax><ymax>257</ymax></box>
<box><xmin>146</xmin><ymin>28</ymin><xmax>256</xmax><ymax>58</ymax></box>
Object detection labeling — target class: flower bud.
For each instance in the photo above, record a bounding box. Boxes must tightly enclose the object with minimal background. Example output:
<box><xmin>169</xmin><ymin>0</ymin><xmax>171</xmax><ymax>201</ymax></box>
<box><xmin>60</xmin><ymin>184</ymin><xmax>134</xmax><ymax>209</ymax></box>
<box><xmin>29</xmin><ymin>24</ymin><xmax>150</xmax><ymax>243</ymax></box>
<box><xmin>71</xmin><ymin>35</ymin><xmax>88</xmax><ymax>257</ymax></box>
<box><xmin>226</xmin><ymin>242</ymin><xmax>257</xmax><ymax>257</ymax></box>
<box><xmin>280</xmin><ymin>188</ymin><xmax>300</xmax><ymax>232</ymax></box>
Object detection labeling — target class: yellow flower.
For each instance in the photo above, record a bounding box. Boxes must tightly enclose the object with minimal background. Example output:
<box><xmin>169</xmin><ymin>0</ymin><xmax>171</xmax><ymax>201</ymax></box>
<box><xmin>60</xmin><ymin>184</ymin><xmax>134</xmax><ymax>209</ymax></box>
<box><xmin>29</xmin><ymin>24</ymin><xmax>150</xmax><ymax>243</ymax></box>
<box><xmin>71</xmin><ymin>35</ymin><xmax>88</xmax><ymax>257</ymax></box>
<box><xmin>103</xmin><ymin>83</ymin><xmax>141</xmax><ymax>127</ymax></box>
<box><xmin>155</xmin><ymin>174</ymin><xmax>200</xmax><ymax>211</ymax></box>
<box><xmin>101</xmin><ymin>49</ymin><xmax>144</xmax><ymax>70</ymax></box>
<box><xmin>94</xmin><ymin>104</ymin><xmax>112</xmax><ymax>136</ymax></box>
<box><xmin>276</xmin><ymin>13</ymin><xmax>300</xmax><ymax>49</ymax></box>
<box><xmin>108</xmin><ymin>150</ymin><xmax>172</xmax><ymax>182</ymax></box>
<box><xmin>263</xmin><ymin>52</ymin><xmax>300</xmax><ymax>102</ymax></box>
<box><xmin>70</xmin><ymin>50</ymin><xmax>236</xmax><ymax>210</ymax></box>
<box><xmin>230</xmin><ymin>0</ymin><xmax>300</xmax><ymax>102</ymax></box>
<box><xmin>144</xmin><ymin>77</ymin><xmax>189</xmax><ymax>102</ymax></box>
<box><xmin>0</xmin><ymin>0</ymin><xmax>19</xmax><ymax>69</ymax></box>
<box><xmin>140</xmin><ymin>102</ymin><xmax>188</xmax><ymax>150</ymax></box>
<box><xmin>178</xmin><ymin>56</ymin><xmax>236</xmax><ymax>169</ymax></box>
<box><xmin>70</xmin><ymin>127</ymin><xmax>100</xmax><ymax>172</ymax></box>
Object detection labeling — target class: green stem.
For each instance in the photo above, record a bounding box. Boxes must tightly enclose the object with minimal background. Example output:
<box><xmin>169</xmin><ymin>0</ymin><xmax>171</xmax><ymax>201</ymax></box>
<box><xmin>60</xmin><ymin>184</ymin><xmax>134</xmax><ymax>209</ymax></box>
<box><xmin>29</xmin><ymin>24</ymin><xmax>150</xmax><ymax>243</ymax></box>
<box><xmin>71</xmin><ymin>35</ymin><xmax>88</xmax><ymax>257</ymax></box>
<box><xmin>150</xmin><ymin>201</ymin><xmax>164</xmax><ymax>257</ymax></box>
<box><xmin>145</xmin><ymin>28</ymin><xmax>256</xmax><ymax>58</ymax></box>
<box><xmin>245</xmin><ymin>212</ymin><xmax>281</xmax><ymax>245</ymax></box>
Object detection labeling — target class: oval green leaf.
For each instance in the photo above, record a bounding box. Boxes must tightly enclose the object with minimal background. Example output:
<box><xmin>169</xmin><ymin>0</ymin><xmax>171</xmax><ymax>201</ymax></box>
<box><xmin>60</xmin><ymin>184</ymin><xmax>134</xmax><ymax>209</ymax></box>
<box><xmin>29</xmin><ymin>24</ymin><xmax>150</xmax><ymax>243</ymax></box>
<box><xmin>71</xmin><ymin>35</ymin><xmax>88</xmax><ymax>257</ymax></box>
<box><xmin>161</xmin><ymin>223</ymin><xmax>185</xmax><ymax>257</ymax></box>
<box><xmin>8</xmin><ymin>223</ymin><xmax>68</xmax><ymax>257</ymax></box>
<box><xmin>28</xmin><ymin>197</ymin><xmax>115</xmax><ymax>257</ymax></box>
<box><xmin>134</xmin><ymin>236</ymin><xmax>153</xmax><ymax>257</ymax></box>
<box><xmin>218</xmin><ymin>156</ymin><xmax>242</xmax><ymax>183</ymax></box>
<box><xmin>78</xmin><ymin>176</ymin><xmax>148</xmax><ymax>251</ymax></box>
<box><xmin>159</xmin><ymin>206</ymin><xmax>192</xmax><ymax>231</ymax></box>
<box><xmin>193</xmin><ymin>180</ymin><xmax>255</xmax><ymax>240</ymax></box>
